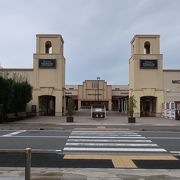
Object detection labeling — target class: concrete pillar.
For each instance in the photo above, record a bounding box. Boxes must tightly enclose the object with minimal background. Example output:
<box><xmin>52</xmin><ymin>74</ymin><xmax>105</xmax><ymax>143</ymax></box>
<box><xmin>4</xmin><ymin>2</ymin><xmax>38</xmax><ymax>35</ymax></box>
<box><xmin>32</xmin><ymin>91</ymin><xmax>39</xmax><ymax>115</ymax></box>
<box><xmin>118</xmin><ymin>99</ymin><xmax>120</xmax><ymax>111</ymax></box>
<box><xmin>63</xmin><ymin>96</ymin><xmax>66</xmax><ymax>114</ymax></box>
<box><xmin>55</xmin><ymin>93</ymin><xmax>63</xmax><ymax>116</ymax></box>
<box><xmin>123</xmin><ymin>99</ymin><xmax>125</xmax><ymax>113</ymax></box>
<box><xmin>121</xmin><ymin>99</ymin><xmax>124</xmax><ymax>112</ymax></box>
<box><xmin>108</xmin><ymin>100</ymin><xmax>112</xmax><ymax>111</ymax></box>
<box><xmin>125</xmin><ymin>98</ymin><xmax>128</xmax><ymax>113</ymax></box>
<box><xmin>78</xmin><ymin>100</ymin><xmax>81</xmax><ymax>110</ymax></box>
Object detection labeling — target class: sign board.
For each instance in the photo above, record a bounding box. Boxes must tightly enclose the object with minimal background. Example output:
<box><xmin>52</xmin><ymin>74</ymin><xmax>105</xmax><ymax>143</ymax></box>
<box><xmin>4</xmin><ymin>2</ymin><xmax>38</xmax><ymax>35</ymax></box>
<box><xmin>172</xmin><ymin>80</ymin><xmax>180</xmax><ymax>84</ymax></box>
<box><xmin>140</xmin><ymin>59</ymin><xmax>158</xmax><ymax>69</ymax></box>
<box><xmin>39</xmin><ymin>59</ymin><xmax>56</xmax><ymax>68</ymax></box>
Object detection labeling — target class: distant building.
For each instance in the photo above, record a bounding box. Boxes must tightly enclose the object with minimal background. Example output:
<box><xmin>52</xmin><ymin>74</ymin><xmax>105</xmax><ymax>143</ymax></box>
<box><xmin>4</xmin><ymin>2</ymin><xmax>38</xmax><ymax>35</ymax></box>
<box><xmin>0</xmin><ymin>34</ymin><xmax>180</xmax><ymax>117</ymax></box>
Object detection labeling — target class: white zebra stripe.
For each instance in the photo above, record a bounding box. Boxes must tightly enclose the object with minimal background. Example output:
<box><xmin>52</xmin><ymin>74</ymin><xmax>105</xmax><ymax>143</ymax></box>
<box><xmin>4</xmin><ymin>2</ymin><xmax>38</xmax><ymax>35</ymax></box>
<box><xmin>71</xmin><ymin>132</ymin><xmax>137</xmax><ymax>135</ymax></box>
<box><xmin>71</xmin><ymin>134</ymin><xmax>142</xmax><ymax>137</ymax></box>
<box><xmin>67</xmin><ymin>139</ymin><xmax>152</xmax><ymax>143</ymax></box>
<box><xmin>69</xmin><ymin>136</ymin><xmax>146</xmax><ymax>139</ymax></box>
<box><xmin>170</xmin><ymin>151</ymin><xmax>180</xmax><ymax>154</ymax></box>
<box><xmin>66</xmin><ymin>142</ymin><xmax>158</xmax><ymax>147</ymax></box>
<box><xmin>72</xmin><ymin>131</ymin><xmax>136</xmax><ymax>133</ymax></box>
<box><xmin>64</xmin><ymin>147</ymin><xmax>167</xmax><ymax>152</ymax></box>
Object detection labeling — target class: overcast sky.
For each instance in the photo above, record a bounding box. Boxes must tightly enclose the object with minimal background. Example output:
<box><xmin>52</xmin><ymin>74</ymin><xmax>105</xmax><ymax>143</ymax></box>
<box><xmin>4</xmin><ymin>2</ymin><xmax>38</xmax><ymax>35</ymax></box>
<box><xmin>0</xmin><ymin>0</ymin><xmax>180</xmax><ymax>85</ymax></box>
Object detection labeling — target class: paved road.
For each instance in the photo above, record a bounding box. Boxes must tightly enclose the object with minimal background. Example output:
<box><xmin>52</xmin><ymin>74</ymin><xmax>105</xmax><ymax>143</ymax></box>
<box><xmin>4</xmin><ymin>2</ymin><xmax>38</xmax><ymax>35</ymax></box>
<box><xmin>0</xmin><ymin>129</ymin><xmax>180</xmax><ymax>168</ymax></box>
<box><xmin>0</xmin><ymin>130</ymin><xmax>180</xmax><ymax>154</ymax></box>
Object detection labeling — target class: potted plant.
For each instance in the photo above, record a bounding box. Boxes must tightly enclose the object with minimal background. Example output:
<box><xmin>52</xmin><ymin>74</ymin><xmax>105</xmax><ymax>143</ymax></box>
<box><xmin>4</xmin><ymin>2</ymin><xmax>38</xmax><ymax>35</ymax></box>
<box><xmin>128</xmin><ymin>95</ymin><xmax>137</xmax><ymax>123</ymax></box>
<box><xmin>66</xmin><ymin>97</ymin><xmax>74</xmax><ymax>122</ymax></box>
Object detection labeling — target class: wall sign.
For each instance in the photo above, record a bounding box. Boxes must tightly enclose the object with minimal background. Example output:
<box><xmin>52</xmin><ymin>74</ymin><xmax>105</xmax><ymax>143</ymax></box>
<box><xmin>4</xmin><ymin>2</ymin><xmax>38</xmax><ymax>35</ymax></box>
<box><xmin>140</xmin><ymin>59</ymin><xmax>158</xmax><ymax>69</ymax></box>
<box><xmin>39</xmin><ymin>59</ymin><xmax>56</xmax><ymax>68</ymax></box>
<box><xmin>172</xmin><ymin>80</ymin><xmax>180</xmax><ymax>84</ymax></box>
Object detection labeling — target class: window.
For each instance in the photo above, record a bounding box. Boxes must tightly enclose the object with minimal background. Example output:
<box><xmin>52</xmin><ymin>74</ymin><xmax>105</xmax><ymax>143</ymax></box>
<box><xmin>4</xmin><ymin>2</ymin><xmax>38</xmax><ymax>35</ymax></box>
<box><xmin>45</xmin><ymin>41</ymin><xmax>52</xmax><ymax>54</ymax></box>
<box><xmin>92</xmin><ymin>81</ymin><xmax>98</xmax><ymax>89</ymax></box>
<box><xmin>144</xmin><ymin>41</ymin><xmax>150</xmax><ymax>54</ymax></box>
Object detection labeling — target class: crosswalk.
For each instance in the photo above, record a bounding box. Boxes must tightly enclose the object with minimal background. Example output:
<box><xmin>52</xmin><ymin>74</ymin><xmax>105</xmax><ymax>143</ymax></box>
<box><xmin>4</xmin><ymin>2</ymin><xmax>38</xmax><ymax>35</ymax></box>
<box><xmin>63</xmin><ymin>130</ymin><xmax>167</xmax><ymax>153</ymax></box>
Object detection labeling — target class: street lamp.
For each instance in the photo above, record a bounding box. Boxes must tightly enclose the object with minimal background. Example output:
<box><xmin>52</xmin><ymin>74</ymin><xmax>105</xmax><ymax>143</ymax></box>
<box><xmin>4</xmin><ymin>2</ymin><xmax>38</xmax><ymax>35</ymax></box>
<box><xmin>97</xmin><ymin>77</ymin><xmax>100</xmax><ymax>102</ymax></box>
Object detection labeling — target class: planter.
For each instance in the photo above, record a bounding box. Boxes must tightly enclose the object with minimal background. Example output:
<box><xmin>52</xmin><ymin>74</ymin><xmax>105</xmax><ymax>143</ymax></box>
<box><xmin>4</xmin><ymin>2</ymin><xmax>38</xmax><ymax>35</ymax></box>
<box><xmin>66</xmin><ymin>116</ymin><xmax>74</xmax><ymax>122</ymax></box>
<box><xmin>128</xmin><ymin>117</ymin><xmax>136</xmax><ymax>123</ymax></box>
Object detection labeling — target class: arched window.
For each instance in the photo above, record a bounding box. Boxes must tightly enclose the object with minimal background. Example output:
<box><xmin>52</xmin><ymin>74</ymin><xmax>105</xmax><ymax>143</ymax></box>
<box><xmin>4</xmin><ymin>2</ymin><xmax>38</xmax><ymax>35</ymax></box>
<box><xmin>45</xmin><ymin>41</ymin><xmax>52</xmax><ymax>54</ymax></box>
<box><xmin>144</xmin><ymin>41</ymin><xmax>150</xmax><ymax>54</ymax></box>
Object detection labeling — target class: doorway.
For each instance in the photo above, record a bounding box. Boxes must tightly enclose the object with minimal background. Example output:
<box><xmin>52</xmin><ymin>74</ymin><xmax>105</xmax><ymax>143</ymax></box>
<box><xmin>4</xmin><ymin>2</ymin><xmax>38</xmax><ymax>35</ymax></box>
<box><xmin>39</xmin><ymin>96</ymin><xmax>55</xmax><ymax>116</ymax></box>
<box><xmin>140</xmin><ymin>96</ymin><xmax>157</xmax><ymax>117</ymax></box>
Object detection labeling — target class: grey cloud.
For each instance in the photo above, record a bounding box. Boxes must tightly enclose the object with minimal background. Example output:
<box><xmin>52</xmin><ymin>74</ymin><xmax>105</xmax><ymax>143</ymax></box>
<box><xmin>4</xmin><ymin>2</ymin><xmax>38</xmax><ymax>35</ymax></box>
<box><xmin>0</xmin><ymin>0</ymin><xmax>180</xmax><ymax>85</ymax></box>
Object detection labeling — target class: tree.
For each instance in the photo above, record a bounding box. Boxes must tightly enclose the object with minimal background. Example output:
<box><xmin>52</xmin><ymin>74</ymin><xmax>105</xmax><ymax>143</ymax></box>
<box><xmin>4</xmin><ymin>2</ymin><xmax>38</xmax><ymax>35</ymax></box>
<box><xmin>128</xmin><ymin>95</ymin><xmax>137</xmax><ymax>118</ymax></box>
<box><xmin>11</xmin><ymin>81</ymin><xmax>32</xmax><ymax>113</ymax></box>
<box><xmin>0</xmin><ymin>74</ymin><xmax>32</xmax><ymax>121</ymax></box>
<box><xmin>66</xmin><ymin>97</ymin><xmax>74</xmax><ymax>116</ymax></box>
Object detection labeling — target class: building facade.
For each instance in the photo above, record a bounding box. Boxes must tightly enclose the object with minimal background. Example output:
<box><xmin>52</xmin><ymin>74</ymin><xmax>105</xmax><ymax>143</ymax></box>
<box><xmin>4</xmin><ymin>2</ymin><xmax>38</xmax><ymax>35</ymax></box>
<box><xmin>129</xmin><ymin>35</ymin><xmax>164</xmax><ymax>117</ymax></box>
<box><xmin>65</xmin><ymin>81</ymin><xmax>129</xmax><ymax>112</ymax></box>
<box><xmin>32</xmin><ymin>34</ymin><xmax>65</xmax><ymax>116</ymax></box>
<box><xmin>0</xmin><ymin>34</ymin><xmax>180</xmax><ymax>117</ymax></box>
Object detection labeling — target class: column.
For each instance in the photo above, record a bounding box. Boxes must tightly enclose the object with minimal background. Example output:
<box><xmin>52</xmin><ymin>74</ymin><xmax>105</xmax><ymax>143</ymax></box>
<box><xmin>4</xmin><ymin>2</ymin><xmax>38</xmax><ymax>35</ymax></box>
<box><xmin>78</xmin><ymin>100</ymin><xmax>81</xmax><ymax>110</ymax></box>
<box><xmin>121</xmin><ymin>99</ymin><xmax>124</xmax><ymax>112</ymax></box>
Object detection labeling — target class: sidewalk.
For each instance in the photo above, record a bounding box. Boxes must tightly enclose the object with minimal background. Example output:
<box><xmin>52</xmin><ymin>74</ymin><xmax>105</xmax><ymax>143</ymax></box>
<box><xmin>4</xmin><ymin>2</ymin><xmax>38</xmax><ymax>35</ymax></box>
<box><xmin>1</xmin><ymin>112</ymin><xmax>180</xmax><ymax>130</ymax></box>
<box><xmin>0</xmin><ymin>168</ymin><xmax>180</xmax><ymax>180</ymax></box>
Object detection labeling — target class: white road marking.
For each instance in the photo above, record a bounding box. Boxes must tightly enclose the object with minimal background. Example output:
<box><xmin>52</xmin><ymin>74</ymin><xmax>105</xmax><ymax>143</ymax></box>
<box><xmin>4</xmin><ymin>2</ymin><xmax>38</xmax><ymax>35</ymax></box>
<box><xmin>170</xmin><ymin>151</ymin><xmax>180</xmax><ymax>154</ymax></box>
<box><xmin>64</xmin><ymin>130</ymin><xmax>167</xmax><ymax>153</ymax></box>
<box><xmin>55</xmin><ymin>149</ymin><xmax>62</xmax><ymax>153</ymax></box>
<box><xmin>148</xmin><ymin>137</ymin><xmax>180</xmax><ymax>140</ymax></box>
<box><xmin>66</xmin><ymin>142</ymin><xmax>158</xmax><ymax>147</ymax></box>
<box><xmin>72</xmin><ymin>131</ymin><xmax>136</xmax><ymax>133</ymax></box>
<box><xmin>63</xmin><ymin>147</ymin><xmax>167</xmax><ymax>152</ymax></box>
<box><xmin>71</xmin><ymin>134</ymin><xmax>142</xmax><ymax>137</ymax></box>
<box><xmin>67</xmin><ymin>139</ymin><xmax>152</xmax><ymax>143</ymax></box>
<box><xmin>2</xmin><ymin>130</ymin><xmax>26</xmax><ymax>137</ymax></box>
<box><xmin>0</xmin><ymin>135</ymin><xmax>68</xmax><ymax>138</ymax></box>
<box><xmin>69</xmin><ymin>136</ymin><xmax>146</xmax><ymax>139</ymax></box>
<box><xmin>71</xmin><ymin>131</ymin><xmax>137</xmax><ymax>135</ymax></box>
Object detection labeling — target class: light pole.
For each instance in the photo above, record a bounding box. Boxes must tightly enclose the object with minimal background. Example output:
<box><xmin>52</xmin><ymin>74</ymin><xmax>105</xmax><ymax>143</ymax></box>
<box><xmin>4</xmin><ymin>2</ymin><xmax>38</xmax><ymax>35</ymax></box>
<box><xmin>97</xmin><ymin>77</ymin><xmax>100</xmax><ymax>102</ymax></box>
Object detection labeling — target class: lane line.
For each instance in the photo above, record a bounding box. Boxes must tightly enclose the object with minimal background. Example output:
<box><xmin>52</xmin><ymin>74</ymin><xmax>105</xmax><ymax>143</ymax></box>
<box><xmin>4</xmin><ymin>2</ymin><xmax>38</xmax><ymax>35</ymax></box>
<box><xmin>0</xmin><ymin>135</ymin><xmax>68</xmax><ymax>138</ymax></box>
<box><xmin>66</xmin><ymin>143</ymin><xmax>158</xmax><ymax>147</ymax></box>
<box><xmin>2</xmin><ymin>130</ymin><xmax>26</xmax><ymax>137</ymax></box>
<box><xmin>63</xmin><ymin>147</ymin><xmax>167</xmax><ymax>152</ymax></box>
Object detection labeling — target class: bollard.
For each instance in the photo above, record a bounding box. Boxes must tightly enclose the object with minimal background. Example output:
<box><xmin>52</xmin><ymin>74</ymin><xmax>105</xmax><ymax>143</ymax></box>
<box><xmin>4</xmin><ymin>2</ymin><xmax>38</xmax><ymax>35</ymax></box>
<box><xmin>25</xmin><ymin>148</ymin><xmax>32</xmax><ymax>180</ymax></box>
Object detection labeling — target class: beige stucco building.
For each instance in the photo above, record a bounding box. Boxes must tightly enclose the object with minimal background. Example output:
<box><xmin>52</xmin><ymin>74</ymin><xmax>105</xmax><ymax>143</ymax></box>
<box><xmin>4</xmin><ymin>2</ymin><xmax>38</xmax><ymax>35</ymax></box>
<box><xmin>32</xmin><ymin>34</ymin><xmax>65</xmax><ymax>116</ymax></box>
<box><xmin>0</xmin><ymin>34</ymin><xmax>180</xmax><ymax>117</ymax></box>
<box><xmin>129</xmin><ymin>35</ymin><xmax>164</xmax><ymax>117</ymax></box>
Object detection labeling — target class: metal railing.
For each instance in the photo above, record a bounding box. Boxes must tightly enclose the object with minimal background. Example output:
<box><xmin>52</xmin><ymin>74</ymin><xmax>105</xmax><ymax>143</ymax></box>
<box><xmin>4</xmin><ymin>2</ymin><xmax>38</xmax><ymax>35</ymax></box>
<box><xmin>0</xmin><ymin>148</ymin><xmax>62</xmax><ymax>180</ymax></box>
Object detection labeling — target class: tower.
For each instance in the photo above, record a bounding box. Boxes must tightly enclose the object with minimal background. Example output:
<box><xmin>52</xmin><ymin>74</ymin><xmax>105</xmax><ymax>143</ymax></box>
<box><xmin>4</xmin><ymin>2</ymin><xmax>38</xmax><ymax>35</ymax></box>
<box><xmin>129</xmin><ymin>35</ymin><xmax>164</xmax><ymax>117</ymax></box>
<box><xmin>32</xmin><ymin>34</ymin><xmax>65</xmax><ymax>116</ymax></box>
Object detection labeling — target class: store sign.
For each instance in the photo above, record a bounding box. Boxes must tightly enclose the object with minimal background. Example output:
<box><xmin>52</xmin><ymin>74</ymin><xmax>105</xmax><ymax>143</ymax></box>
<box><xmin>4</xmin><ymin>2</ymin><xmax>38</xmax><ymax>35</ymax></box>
<box><xmin>172</xmin><ymin>80</ymin><xmax>180</xmax><ymax>84</ymax></box>
<box><xmin>39</xmin><ymin>59</ymin><xmax>56</xmax><ymax>68</ymax></box>
<box><xmin>140</xmin><ymin>59</ymin><xmax>158</xmax><ymax>69</ymax></box>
